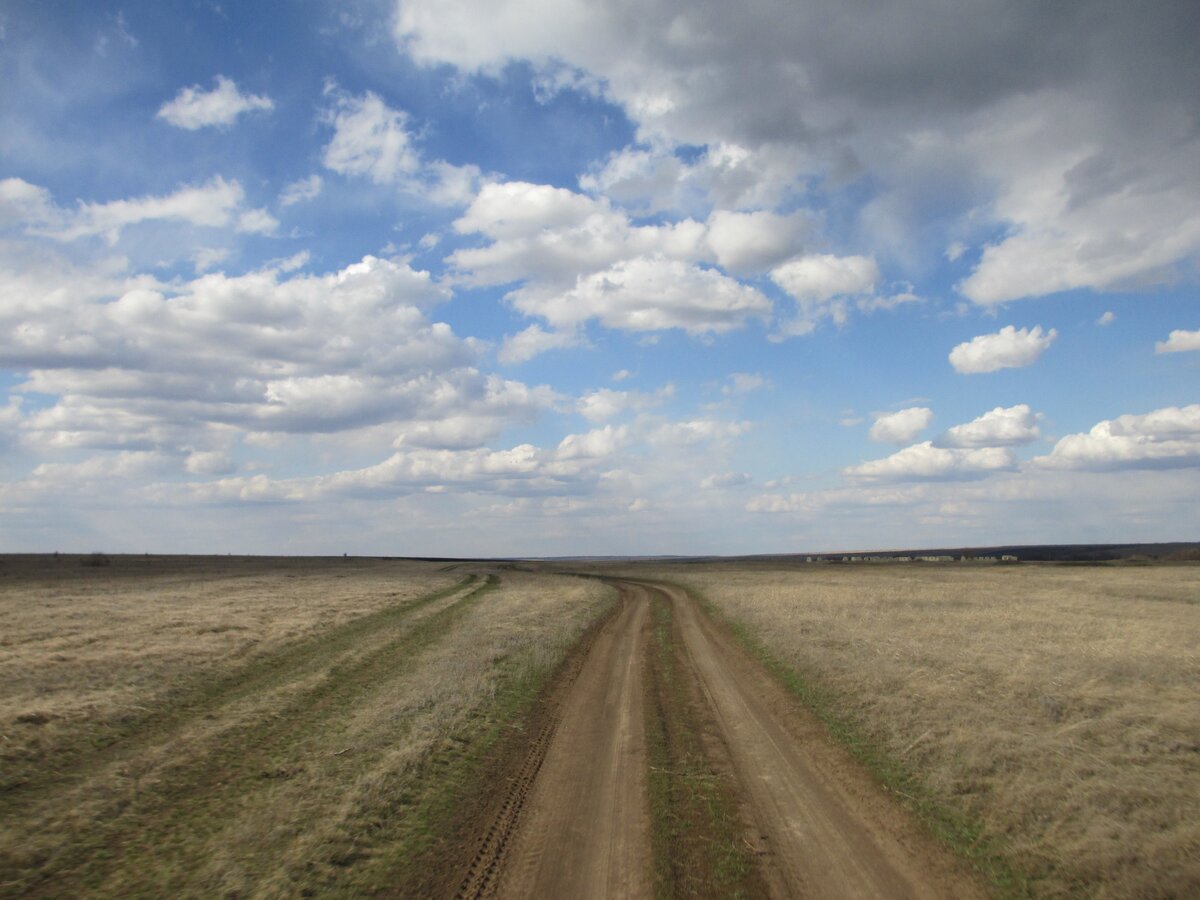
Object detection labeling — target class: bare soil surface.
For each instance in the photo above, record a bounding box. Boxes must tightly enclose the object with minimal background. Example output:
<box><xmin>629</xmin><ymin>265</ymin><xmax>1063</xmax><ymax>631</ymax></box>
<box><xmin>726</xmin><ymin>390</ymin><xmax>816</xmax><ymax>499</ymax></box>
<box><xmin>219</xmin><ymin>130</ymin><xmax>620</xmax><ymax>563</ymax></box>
<box><xmin>460</xmin><ymin>579</ymin><xmax>983</xmax><ymax>898</ymax></box>
<box><xmin>487</xmin><ymin>581</ymin><xmax>654</xmax><ymax>899</ymax></box>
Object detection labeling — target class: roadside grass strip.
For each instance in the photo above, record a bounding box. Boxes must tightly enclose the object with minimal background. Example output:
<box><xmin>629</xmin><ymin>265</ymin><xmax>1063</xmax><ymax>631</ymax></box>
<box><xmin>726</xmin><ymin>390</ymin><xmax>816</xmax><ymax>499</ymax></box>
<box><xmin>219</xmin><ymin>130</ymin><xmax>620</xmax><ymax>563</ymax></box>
<box><xmin>643</xmin><ymin>587</ymin><xmax>766</xmax><ymax>899</ymax></box>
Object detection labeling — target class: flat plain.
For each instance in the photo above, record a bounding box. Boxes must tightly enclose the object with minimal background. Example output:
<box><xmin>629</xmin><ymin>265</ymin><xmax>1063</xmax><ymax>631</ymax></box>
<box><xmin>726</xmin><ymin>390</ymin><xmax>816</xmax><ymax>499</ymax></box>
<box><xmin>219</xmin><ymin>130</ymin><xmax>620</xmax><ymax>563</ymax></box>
<box><xmin>612</xmin><ymin>559</ymin><xmax>1200</xmax><ymax>898</ymax></box>
<box><xmin>1</xmin><ymin>554</ymin><xmax>1196</xmax><ymax>898</ymax></box>
<box><xmin>0</xmin><ymin>555</ymin><xmax>611</xmax><ymax>897</ymax></box>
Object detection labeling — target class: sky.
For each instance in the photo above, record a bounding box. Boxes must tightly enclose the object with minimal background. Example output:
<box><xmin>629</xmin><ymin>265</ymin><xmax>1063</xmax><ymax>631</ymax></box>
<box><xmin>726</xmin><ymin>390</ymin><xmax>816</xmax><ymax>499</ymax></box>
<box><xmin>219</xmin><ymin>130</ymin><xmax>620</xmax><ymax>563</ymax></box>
<box><xmin>1</xmin><ymin>0</ymin><xmax>1198</xmax><ymax>556</ymax></box>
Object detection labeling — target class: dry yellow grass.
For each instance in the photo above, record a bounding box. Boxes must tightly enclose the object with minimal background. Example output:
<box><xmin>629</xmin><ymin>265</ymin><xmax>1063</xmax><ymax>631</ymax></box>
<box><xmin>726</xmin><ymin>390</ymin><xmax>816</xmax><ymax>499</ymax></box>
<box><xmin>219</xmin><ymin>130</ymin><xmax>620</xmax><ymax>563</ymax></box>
<box><xmin>0</xmin><ymin>556</ymin><xmax>611</xmax><ymax>897</ymax></box>
<box><xmin>7</xmin><ymin>554</ymin><xmax>1195</xmax><ymax>896</ymax></box>
<box><xmin>632</xmin><ymin>561</ymin><xmax>1199</xmax><ymax>898</ymax></box>
<box><xmin>0</xmin><ymin>555</ymin><xmax>459</xmax><ymax>757</ymax></box>
<box><xmin>183</xmin><ymin>566</ymin><xmax>608</xmax><ymax>898</ymax></box>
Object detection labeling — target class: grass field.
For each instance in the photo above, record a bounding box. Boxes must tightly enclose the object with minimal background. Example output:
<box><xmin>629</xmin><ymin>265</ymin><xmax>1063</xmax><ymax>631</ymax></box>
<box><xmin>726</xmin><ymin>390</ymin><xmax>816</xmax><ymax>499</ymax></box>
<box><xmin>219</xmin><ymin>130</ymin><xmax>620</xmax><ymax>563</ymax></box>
<box><xmin>3</xmin><ymin>554</ymin><xmax>1196</xmax><ymax>897</ymax></box>
<box><xmin>618</xmin><ymin>560</ymin><xmax>1199</xmax><ymax>898</ymax></box>
<box><xmin>0</xmin><ymin>555</ymin><xmax>612</xmax><ymax>897</ymax></box>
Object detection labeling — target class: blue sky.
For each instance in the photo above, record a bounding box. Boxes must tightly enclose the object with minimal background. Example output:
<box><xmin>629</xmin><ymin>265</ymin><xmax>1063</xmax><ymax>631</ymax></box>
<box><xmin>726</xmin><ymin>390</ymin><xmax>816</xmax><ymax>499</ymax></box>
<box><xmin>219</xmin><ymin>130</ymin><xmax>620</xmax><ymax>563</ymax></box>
<box><xmin>1</xmin><ymin>0</ymin><xmax>1198</xmax><ymax>555</ymax></box>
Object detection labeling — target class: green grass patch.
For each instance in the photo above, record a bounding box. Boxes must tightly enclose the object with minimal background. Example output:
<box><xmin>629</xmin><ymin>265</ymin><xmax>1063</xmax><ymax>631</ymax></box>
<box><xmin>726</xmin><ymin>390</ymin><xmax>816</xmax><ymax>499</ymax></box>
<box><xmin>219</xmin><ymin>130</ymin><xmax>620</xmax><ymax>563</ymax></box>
<box><xmin>645</xmin><ymin>594</ymin><xmax>680</xmax><ymax>898</ymax></box>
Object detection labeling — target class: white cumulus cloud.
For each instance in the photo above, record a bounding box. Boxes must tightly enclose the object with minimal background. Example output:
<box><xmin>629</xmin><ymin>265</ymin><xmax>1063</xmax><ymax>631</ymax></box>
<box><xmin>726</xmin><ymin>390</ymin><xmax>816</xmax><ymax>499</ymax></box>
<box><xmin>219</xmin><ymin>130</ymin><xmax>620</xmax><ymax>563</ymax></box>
<box><xmin>646</xmin><ymin>418</ymin><xmax>751</xmax><ymax>447</ymax></box>
<box><xmin>949</xmin><ymin>325</ymin><xmax>1057</xmax><ymax>374</ymax></box>
<box><xmin>396</xmin><ymin>1</ymin><xmax>1200</xmax><ymax>316</ymax></box>
<box><xmin>498</xmin><ymin>324</ymin><xmax>583</xmax><ymax>364</ymax></box>
<box><xmin>157</xmin><ymin>76</ymin><xmax>273</xmax><ymax>130</ymax></box>
<box><xmin>771</xmin><ymin>254</ymin><xmax>878</xmax><ymax>334</ymax></box>
<box><xmin>721</xmin><ymin>373</ymin><xmax>767</xmax><ymax>396</ymax></box>
<box><xmin>510</xmin><ymin>256</ymin><xmax>771</xmax><ymax>336</ymax></box>
<box><xmin>772</xmin><ymin>254</ymin><xmax>878</xmax><ymax>302</ymax></box>
<box><xmin>451</xmin><ymin>180</ymin><xmax>707</xmax><ymax>287</ymax></box>
<box><xmin>13</xmin><ymin>176</ymin><xmax>258</xmax><ymax>245</ymax></box>
<box><xmin>1155</xmin><ymin>329</ymin><xmax>1200</xmax><ymax>354</ymax></box>
<box><xmin>0</xmin><ymin>178</ymin><xmax>57</xmax><ymax>228</ymax></box>
<box><xmin>582</xmin><ymin>142</ymin><xmax>806</xmax><ymax>215</ymax></box>
<box><xmin>279</xmin><ymin>175</ymin><xmax>324</xmax><ymax>207</ymax></box>
<box><xmin>701</xmin><ymin>471</ymin><xmax>752</xmax><ymax>489</ymax></box>
<box><xmin>869</xmin><ymin>407</ymin><xmax>933</xmax><ymax>444</ymax></box>
<box><xmin>450</xmin><ymin>180</ymin><xmax>789</xmax><ymax>337</ymax></box>
<box><xmin>844</xmin><ymin>442</ymin><xmax>1016</xmax><ymax>482</ymax></box>
<box><xmin>321</xmin><ymin>89</ymin><xmax>481</xmax><ymax>205</ymax></box>
<box><xmin>1037</xmin><ymin>404</ymin><xmax>1200</xmax><ymax>471</ymax></box>
<box><xmin>936</xmin><ymin>404</ymin><xmax>1042</xmax><ymax>448</ymax></box>
<box><xmin>0</xmin><ymin>254</ymin><xmax>547</xmax><ymax>456</ymax></box>
<box><xmin>323</xmin><ymin>90</ymin><xmax>420</xmax><ymax>184</ymax></box>
<box><xmin>235</xmin><ymin>207</ymin><xmax>279</xmax><ymax>235</ymax></box>
<box><xmin>955</xmin><ymin>93</ymin><xmax>1200</xmax><ymax>305</ymax></box>
<box><xmin>706</xmin><ymin>209</ymin><xmax>806</xmax><ymax>274</ymax></box>
<box><xmin>576</xmin><ymin>385</ymin><xmax>673</xmax><ymax>421</ymax></box>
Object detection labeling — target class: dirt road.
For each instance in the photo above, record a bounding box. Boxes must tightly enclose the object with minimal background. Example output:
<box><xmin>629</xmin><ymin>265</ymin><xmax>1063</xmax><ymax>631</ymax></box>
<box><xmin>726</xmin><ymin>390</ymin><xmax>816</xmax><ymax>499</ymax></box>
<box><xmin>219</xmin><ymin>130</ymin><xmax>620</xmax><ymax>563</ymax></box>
<box><xmin>659</xmin><ymin>581</ymin><xmax>982</xmax><ymax>898</ymax></box>
<box><xmin>456</xmin><ymin>583</ymin><xmax>654</xmax><ymax>899</ymax></box>
<box><xmin>459</xmin><ymin>579</ymin><xmax>981</xmax><ymax>899</ymax></box>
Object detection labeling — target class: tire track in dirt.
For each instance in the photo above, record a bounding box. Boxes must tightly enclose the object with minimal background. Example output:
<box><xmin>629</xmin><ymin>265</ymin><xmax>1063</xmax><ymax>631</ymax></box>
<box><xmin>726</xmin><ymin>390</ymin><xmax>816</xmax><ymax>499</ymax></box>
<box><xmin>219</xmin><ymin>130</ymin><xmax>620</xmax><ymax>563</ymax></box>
<box><xmin>464</xmin><ymin>577</ymin><xmax>983</xmax><ymax>899</ymax></box>
<box><xmin>458</xmin><ymin>582</ymin><xmax>654</xmax><ymax>900</ymax></box>
<box><xmin>657</xmin><ymin>580</ymin><xmax>984</xmax><ymax>899</ymax></box>
<box><xmin>6</xmin><ymin>575</ymin><xmax>499</xmax><ymax>899</ymax></box>
<box><xmin>0</xmin><ymin>573</ymin><xmax>477</xmax><ymax>809</ymax></box>
<box><xmin>452</xmin><ymin>694</ymin><xmax>561</xmax><ymax>899</ymax></box>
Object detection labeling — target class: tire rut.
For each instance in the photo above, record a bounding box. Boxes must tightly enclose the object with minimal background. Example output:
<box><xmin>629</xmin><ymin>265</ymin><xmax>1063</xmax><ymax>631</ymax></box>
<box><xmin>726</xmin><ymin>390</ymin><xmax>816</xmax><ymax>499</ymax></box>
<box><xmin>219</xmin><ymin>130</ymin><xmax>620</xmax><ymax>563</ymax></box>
<box><xmin>453</xmin><ymin>702</ymin><xmax>561</xmax><ymax>899</ymax></box>
<box><xmin>0</xmin><ymin>574</ymin><xmax>477</xmax><ymax>810</ymax></box>
<box><xmin>5</xmin><ymin>575</ymin><xmax>499</xmax><ymax>898</ymax></box>
<box><xmin>457</xmin><ymin>582</ymin><xmax>654</xmax><ymax>900</ymax></box>
<box><xmin>657</xmin><ymin>580</ymin><xmax>984</xmax><ymax>899</ymax></box>
<box><xmin>464</xmin><ymin>577</ymin><xmax>985</xmax><ymax>899</ymax></box>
